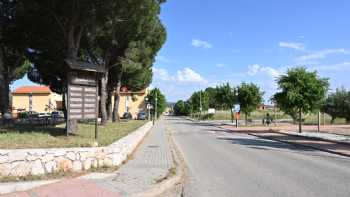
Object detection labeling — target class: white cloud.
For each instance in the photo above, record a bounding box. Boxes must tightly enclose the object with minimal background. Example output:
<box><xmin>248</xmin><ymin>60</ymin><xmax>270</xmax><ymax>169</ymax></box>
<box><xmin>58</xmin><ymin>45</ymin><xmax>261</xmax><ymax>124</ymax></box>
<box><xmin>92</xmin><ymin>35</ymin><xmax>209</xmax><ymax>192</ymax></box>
<box><xmin>311</xmin><ymin>62</ymin><xmax>350</xmax><ymax>72</ymax></box>
<box><xmin>297</xmin><ymin>49</ymin><xmax>350</xmax><ymax>61</ymax></box>
<box><xmin>191</xmin><ymin>39</ymin><xmax>212</xmax><ymax>49</ymax></box>
<box><xmin>247</xmin><ymin>64</ymin><xmax>261</xmax><ymax>76</ymax></box>
<box><xmin>247</xmin><ymin>64</ymin><xmax>281</xmax><ymax>78</ymax></box>
<box><xmin>153</xmin><ymin>67</ymin><xmax>207</xmax><ymax>84</ymax></box>
<box><xmin>216</xmin><ymin>63</ymin><xmax>226</xmax><ymax>68</ymax></box>
<box><xmin>153</xmin><ymin>67</ymin><xmax>173</xmax><ymax>81</ymax></box>
<box><xmin>176</xmin><ymin>68</ymin><xmax>208</xmax><ymax>84</ymax></box>
<box><xmin>279</xmin><ymin>41</ymin><xmax>305</xmax><ymax>51</ymax></box>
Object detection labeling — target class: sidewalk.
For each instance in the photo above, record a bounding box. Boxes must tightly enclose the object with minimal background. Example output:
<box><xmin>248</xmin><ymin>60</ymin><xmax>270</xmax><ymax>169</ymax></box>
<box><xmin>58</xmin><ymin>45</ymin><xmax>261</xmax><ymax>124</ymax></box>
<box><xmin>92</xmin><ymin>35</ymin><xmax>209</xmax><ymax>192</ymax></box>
<box><xmin>220</xmin><ymin>124</ymin><xmax>350</xmax><ymax>157</ymax></box>
<box><xmin>2</xmin><ymin>119</ymin><xmax>175</xmax><ymax>197</ymax></box>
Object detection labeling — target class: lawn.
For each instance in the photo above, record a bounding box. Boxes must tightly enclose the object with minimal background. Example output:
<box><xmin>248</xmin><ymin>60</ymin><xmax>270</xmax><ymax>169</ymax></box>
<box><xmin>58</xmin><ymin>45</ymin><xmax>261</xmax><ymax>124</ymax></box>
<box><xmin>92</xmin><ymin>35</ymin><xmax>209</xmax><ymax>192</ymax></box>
<box><xmin>0</xmin><ymin>120</ymin><xmax>147</xmax><ymax>149</ymax></box>
<box><xmin>204</xmin><ymin>110</ymin><xmax>347</xmax><ymax>125</ymax></box>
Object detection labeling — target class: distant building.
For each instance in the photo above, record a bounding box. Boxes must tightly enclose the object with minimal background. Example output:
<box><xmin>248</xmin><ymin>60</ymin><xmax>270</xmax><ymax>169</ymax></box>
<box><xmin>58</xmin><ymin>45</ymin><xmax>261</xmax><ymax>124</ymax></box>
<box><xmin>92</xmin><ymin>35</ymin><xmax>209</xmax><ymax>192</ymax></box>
<box><xmin>11</xmin><ymin>85</ymin><xmax>148</xmax><ymax>119</ymax></box>
<box><xmin>112</xmin><ymin>87</ymin><xmax>149</xmax><ymax>119</ymax></box>
<box><xmin>11</xmin><ymin>86</ymin><xmax>63</xmax><ymax>114</ymax></box>
<box><xmin>258</xmin><ymin>104</ymin><xmax>276</xmax><ymax>110</ymax></box>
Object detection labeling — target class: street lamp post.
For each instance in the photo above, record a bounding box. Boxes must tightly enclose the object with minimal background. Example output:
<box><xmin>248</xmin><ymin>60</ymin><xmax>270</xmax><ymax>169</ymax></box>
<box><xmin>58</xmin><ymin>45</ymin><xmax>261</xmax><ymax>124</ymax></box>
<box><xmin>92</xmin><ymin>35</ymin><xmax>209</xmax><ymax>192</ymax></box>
<box><xmin>199</xmin><ymin>90</ymin><xmax>202</xmax><ymax>121</ymax></box>
<box><xmin>145</xmin><ymin>97</ymin><xmax>151</xmax><ymax>121</ymax></box>
<box><xmin>234</xmin><ymin>88</ymin><xmax>239</xmax><ymax>128</ymax></box>
<box><xmin>155</xmin><ymin>91</ymin><xmax>158</xmax><ymax>120</ymax></box>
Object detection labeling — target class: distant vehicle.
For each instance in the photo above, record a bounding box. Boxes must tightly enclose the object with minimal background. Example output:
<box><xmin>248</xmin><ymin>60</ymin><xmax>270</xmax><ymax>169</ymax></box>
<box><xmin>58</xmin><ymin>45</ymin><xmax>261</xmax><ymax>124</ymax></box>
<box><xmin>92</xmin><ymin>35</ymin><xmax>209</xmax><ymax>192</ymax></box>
<box><xmin>38</xmin><ymin>113</ymin><xmax>50</xmax><ymax>118</ymax></box>
<box><xmin>122</xmin><ymin>112</ymin><xmax>133</xmax><ymax>120</ymax></box>
<box><xmin>28</xmin><ymin>111</ymin><xmax>39</xmax><ymax>118</ymax></box>
<box><xmin>51</xmin><ymin>111</ymin><xmax>64</xmax><ymax>119</ymax></box>
<box><xmin>137</xmin><ymin>112</ymin><xmax>147</xmax><ymax>120</ymax></box>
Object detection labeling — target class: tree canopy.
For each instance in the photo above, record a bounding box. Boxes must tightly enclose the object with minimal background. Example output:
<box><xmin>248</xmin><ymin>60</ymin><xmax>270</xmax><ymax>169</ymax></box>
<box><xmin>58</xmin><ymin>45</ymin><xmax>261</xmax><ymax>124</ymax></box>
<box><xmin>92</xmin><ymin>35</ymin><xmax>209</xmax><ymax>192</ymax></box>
<box><xmin>147</xmin><ymin>88</ymin><xmax>167</xmax><ymax>117</ymax></box>
<box><xmin>237</xmin><ymin>82</ymin><xmax>264</xmax><ymax>125</ymax></box>
<box><xmin>321</xmin><ymin>88</ymin><xmax>350</xmax><ymax>123</ymax></box>
<box><xmin>0</xmin><ymin>0</ymin><xmax>30</xmax><ymax>114</ymax></box>
<box><xmin>273</xmin><ymin>67</ymin><xmax>329</xmax><ymax>132</ymax></box>
<box><xmin>173</xmin><ymin>100</ymin><xmax>191</xmax><ymax>116</ymax></box>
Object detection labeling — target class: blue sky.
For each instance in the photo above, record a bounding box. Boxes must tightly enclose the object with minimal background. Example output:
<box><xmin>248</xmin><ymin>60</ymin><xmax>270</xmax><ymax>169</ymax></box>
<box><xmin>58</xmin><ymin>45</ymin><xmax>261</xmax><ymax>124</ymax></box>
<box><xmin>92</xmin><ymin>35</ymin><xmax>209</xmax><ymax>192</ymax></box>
<box><xmin>13</xmin><ymin>0</ymin><xmax>350</xmax><ymax>103</ymax></box>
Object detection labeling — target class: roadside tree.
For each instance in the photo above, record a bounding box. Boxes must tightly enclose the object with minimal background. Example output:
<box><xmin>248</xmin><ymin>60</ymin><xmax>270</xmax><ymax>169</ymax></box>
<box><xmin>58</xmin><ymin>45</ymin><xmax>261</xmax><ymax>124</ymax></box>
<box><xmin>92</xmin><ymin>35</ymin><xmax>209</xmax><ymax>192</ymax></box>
<box><xmin>147</xmin><ymin>88</ymin><xmax>166</xmax><ymax>118</ymax></box>
<box><xmin>273</xmin><ymin>67</ymin><xmax>329</xmax><ymax>133</ymax></box>
<box><xmin>237</xmin><ymin>82</ymin><xmax>264</xmax><ymax>125</ymax></box>
<box><xmin>321</xmin><ymin>88</ymin><xmax>350</xmax><ymax>123</ymax></box>
<box><xmin>0</xmin><ymin>0</ymin><xmax>30</xmax><ymax>115</ymax></box>
<box><xmin>216</xmin><ymin>83</ymin><xmax>237</xmax><ymax>123</ymax></box>
<box><xmin>174</xmin><ymin>100</ymin><xmax>190</xmax><ymax>116</ymax></box>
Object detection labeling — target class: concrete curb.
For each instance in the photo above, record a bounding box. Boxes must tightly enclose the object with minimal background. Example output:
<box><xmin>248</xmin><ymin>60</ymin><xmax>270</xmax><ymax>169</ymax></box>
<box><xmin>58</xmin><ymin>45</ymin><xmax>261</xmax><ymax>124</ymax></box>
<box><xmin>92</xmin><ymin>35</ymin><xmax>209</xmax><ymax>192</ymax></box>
<box><xmin>130</xmin><ymin>127</ymin><xmax>186</xmax><ymax>197</ymax></box>
<box><xmin>0</xmin><ymin>121</ymin><xmax>154</xmax><ymax>195</ymax></box>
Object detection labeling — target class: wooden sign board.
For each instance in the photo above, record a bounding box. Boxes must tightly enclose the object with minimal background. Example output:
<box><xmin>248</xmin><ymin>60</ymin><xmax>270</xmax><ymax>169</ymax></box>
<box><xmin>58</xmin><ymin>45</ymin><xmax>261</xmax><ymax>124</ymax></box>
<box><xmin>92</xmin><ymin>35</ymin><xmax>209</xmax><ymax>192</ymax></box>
<box><xmin>67</xmin><ymin>70</ymin><xmax>98</xmax><ymax>120</ymax></box>
<box><xmin>70</xmin><ymin>71</ymin><xmax>97</xmax><ymax>86</ymax></box>
<box><xmin>68</xmin><ymin>85</ymin><xmax>97</xmax><ymax>120</ymax></box>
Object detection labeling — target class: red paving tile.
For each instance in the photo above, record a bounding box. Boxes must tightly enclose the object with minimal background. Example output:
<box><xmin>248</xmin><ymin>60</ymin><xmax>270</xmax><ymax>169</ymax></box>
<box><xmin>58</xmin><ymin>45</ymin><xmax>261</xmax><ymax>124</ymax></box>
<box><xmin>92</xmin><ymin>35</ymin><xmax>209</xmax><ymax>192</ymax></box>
<box><xmin>1</xmin><ymin>192</ymin><xmax>31</xmax><ymax>197</ymax></box>
<box><xmin>2</xmin><ymin>179</ymin><xmax>122</xmax><ymax>197</ymax></box>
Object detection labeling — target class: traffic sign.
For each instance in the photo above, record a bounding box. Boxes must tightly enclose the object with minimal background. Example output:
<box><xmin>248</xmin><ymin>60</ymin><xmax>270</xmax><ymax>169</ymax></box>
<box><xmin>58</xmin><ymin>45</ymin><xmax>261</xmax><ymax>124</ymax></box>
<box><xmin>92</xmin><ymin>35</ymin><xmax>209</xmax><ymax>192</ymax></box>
<box><xmin>233</xmin><ymin>104</ymin><xmax>240</xmax><ymax>112</ymax></box>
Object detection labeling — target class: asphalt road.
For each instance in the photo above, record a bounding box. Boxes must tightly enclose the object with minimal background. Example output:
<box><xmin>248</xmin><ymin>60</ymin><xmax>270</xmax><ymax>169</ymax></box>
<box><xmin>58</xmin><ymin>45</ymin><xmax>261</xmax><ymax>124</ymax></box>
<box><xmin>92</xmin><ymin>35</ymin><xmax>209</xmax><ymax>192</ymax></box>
<box><xmin>167</xmin><ymin>117</ymin><xmax>350</xmax><ymax>197</ymax></box>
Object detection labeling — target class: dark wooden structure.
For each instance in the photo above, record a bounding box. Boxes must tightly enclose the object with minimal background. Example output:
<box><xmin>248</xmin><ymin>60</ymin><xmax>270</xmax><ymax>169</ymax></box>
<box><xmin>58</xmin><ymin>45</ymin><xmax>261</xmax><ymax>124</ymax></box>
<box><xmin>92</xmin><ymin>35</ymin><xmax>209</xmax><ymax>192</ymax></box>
<box><xmin>65</xmin><ymin>59</ymin><xmax>103</xmax><ymax>137</ymax></box>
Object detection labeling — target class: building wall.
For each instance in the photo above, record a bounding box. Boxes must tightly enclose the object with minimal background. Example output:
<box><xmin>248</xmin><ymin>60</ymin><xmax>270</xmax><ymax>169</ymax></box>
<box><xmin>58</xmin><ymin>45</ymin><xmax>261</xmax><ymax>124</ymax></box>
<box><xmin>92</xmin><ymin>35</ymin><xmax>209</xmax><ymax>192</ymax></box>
<box><xmin>111</xmin><ymin>93</ymin><xmax>147</xmax><ymax>119</ymax></box>
<box><xmin>12</xmin><ymin>93</ymin><xmax>62</xmax><ymax>113</ymax></box>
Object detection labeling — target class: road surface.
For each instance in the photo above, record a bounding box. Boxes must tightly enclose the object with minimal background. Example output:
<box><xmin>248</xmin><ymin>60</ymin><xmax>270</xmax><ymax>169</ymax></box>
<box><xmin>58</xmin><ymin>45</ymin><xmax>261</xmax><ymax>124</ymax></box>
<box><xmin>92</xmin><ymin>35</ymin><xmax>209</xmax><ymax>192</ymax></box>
<box><xmin>167</xmin><ymin>117</ymin><xmax>350</xmax><ymax>197</ymax></box>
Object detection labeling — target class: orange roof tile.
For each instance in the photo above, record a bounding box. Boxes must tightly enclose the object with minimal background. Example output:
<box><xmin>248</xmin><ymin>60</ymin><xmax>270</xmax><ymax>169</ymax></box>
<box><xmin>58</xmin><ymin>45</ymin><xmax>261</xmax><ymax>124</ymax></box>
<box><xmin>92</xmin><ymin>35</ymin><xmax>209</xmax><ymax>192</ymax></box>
<box><xmin>12</xmin><ymin>86</ymin><xmax>51</xmax><ymax>94</ymax></box>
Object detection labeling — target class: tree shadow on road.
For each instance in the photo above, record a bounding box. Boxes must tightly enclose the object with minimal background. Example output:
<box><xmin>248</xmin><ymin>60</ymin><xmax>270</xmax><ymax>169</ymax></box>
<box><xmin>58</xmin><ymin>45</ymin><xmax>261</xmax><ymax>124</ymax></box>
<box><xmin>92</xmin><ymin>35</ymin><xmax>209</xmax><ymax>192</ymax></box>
<box><xmin>217</xmin><ymin>137</ymin><xmax>315</xmax><ymax>152</ymax></box>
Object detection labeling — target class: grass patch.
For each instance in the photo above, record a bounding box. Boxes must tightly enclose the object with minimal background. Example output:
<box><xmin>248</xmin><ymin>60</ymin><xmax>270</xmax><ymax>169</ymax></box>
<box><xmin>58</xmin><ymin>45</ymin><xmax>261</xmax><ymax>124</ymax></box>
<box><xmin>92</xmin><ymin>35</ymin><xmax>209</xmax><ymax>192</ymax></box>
<box><xmin>0</xmin><ymin>120</ymin><xmax>147</xmax><ymax>149</ymax></box>
<box><xmin>208</xmin><ymin>110</ymin><xmax>347</xmax><ymax>125</ymax></box>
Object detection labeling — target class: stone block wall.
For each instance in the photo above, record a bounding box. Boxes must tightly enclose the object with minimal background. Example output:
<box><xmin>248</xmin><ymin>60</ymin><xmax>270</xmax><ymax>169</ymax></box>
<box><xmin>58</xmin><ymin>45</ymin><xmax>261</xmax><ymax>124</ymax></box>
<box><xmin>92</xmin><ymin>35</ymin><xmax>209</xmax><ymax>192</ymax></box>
<box><xmin>0</xmin><ymin>122</ymin><xmax>153</xmax><ymax>177</ymax></box>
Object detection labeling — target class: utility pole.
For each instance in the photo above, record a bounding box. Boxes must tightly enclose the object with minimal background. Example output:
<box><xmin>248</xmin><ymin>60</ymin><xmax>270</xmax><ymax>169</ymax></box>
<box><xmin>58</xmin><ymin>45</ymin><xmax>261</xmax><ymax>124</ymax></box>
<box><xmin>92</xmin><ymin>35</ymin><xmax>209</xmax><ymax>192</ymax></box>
<box><xmin>317</xmin><ymin>111</ymin><xmax>321</xmax><ymax>132</ymax></box>
<box><xmin>155</xmin><ymin>90</ymin><xmax>158</xmax><ymax>120</ymax></box>
<box><xmin>199</xmin><ymin>90</ymin><xmax>202</xmax><ymax>121</ymax></box>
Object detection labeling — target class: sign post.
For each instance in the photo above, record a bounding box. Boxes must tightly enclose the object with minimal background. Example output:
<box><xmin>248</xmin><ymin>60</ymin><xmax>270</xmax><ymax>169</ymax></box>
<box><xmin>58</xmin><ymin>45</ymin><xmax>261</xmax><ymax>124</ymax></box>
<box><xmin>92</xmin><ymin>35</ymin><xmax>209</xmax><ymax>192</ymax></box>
<box><xmin>233</xmin><ymin>104</ymin><xmax>240</xmax><ymax>128</ymax></box>
<box><xmin>65</xmin><ymin>59</ymin><xmax>103</xmax><ymax>139</ymax></box>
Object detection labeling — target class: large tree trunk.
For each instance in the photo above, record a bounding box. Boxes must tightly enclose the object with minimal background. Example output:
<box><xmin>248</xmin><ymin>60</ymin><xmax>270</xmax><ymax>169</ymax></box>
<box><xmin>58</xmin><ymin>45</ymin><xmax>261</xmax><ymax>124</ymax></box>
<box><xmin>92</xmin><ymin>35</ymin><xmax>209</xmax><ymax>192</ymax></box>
<box><xmin>100</xmin><ymin>69</ymin><xmax>109</xmax><ymax>125</ymax></box>
<box><xmin>245</xmin><ymin>113</ymin><xmax>248</xmax><ymax>126</ymax></box>
<box><xmin>65</xmin><ymin>24</ymin><xmax>83</xmax><ymax>135</ymax></box>
<box><xmin>112</xmin><ymin>79</ymin><xmax>122</xmax><ymax>122</ymax></box>
<box><xmin>107</xmin><ymin>90</ymin><xmax>113</xmax><ymax>121</ymax></box>
<box><xmin>331</xmin><ymin>116</ymin><xmax>335</xmax><ymax>124</ymax></box>
<box><xmin>346</xmin><ymin>118</ymin><xmax>350</xmax><ymax>124</ymax></box>
<box><xmin>0</xmin><ymin>79</ymin><xmax>10</xmax><ymax>115</ymax></box>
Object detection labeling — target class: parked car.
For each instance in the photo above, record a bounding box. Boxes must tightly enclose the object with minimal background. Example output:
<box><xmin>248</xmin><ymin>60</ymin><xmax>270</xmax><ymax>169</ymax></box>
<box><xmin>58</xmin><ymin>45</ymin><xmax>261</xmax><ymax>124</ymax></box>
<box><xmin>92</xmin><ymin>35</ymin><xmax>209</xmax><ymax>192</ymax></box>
<box><xmin>122</xmin><ymin>112</ymin><xmax>133</xmax><ymax>120</ymax></box>
<box><xmin>137</xmin><ymin>112</ymin><xmax>147</xmax><ymax>120</ymax></box>
<box><xmin>28</xmin><ymin>111</ymin><xmax>39</xmax><ymax>119</ymax></box>
<box><xmin>51</xmin><ymin>111</ymin><xmax>64</xmax><ymax>119</ymax></box>
<box><xmin>38</xmin><ymin>113</ymin><xmax>50</xmax><ymax>118</ymax></box>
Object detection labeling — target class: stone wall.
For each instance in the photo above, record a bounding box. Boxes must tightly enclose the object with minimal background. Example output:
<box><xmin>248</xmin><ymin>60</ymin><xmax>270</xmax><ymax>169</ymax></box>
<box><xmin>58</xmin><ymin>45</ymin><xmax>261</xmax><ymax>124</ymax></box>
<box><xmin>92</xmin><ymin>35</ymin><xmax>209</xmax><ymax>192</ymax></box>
<box><xmin>0</xmin><ymin>122</ymin><xmax>153</xmax><ymax>177</ymax></box>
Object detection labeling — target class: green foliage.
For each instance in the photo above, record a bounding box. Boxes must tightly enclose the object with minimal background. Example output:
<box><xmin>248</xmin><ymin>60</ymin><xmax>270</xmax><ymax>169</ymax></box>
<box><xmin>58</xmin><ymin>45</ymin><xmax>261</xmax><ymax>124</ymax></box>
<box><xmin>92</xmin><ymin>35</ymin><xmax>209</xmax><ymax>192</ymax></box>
<box><xmin>273</xmin><ymin>67</ymin><xmax>329</xmax><ymax>116</ymax></box>
<box><xmin>204</xmin><ymin>87</ymin><xmax>220</xmax><ymax>109</ymax></box>
<box><xmin>189</xmin><ymin>91</ymin><xmax>209</xmax><ymax>112</ymax></box>
<box><xmin>0</xmin><ymin>0</ymin><xmax>30</xmax><ymax>113</ymax></box>
<box><xmin>147</xmin><ymin>88</ymin><xmax>167</xmax><ymax>117</ymax></box>
<box><xmin>273</xmin><ymin>67</ymin><xmax>329</xmax><ymax>132</ymax></box>
<box><xmin>237</xmin><ymin>82</ymin><xmax>264</xmax><ymax>117</ymax></box>
<box><xmin>173</xmin><ymin>100</ymin><xmax>191</xmax><ymax>116</ymax></box>
<box><xmin>321</xmin><ymin>88</ymin><xmax>350</xmax><ymax>123</ymax></box>
<box><xmin>215</xmin><ymin>83</ymin><xmax>237</xmax><ymax>110</ymax></box>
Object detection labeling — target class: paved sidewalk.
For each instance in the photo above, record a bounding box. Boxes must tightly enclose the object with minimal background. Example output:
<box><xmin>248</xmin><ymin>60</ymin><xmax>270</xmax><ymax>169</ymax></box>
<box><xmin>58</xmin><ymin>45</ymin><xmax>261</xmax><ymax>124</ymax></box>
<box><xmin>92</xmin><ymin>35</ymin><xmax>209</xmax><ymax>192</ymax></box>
<box><xmin>2</xmin><ymin>119</ymin><xmax>175</xmax><ymax>197</ymax></box>
<box><xmin>221</xmin><ymin>124</ymin><xmax>350</xmax><ymax>157</ymax></box>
